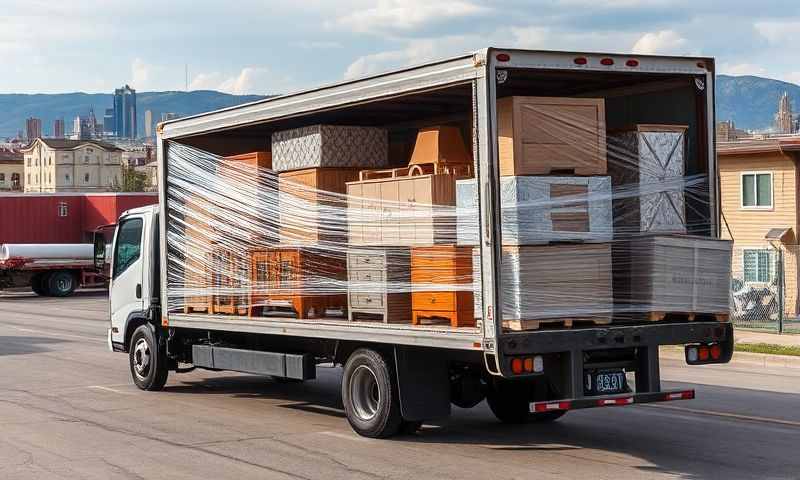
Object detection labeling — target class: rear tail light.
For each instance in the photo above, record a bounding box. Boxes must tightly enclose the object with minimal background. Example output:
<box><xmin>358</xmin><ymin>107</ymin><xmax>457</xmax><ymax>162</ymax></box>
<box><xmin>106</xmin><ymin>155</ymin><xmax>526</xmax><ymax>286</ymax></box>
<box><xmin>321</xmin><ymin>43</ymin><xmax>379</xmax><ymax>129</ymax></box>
<box><xmin>510</xmin><ymin>355</ymin><xmax>544</xmax><ymax>375</ymax></box>
<box><xmin>698</xmin><ymin>346</ymin><xmax>710</xmax><ymax>361</ymax></box>
<box><xmin>710</xmin><ymin>344</ymin><xmax>722</xmax><ymax>360</ymax></box>
<box><xmin>511</xmin><ymin>358</ymin><xmax>524</xmax><ymax>374</ymax></box>
<box><xmin>686</xmin><ymin>343</ymin><xmax>724</xmax><ymax>365</ymax></box>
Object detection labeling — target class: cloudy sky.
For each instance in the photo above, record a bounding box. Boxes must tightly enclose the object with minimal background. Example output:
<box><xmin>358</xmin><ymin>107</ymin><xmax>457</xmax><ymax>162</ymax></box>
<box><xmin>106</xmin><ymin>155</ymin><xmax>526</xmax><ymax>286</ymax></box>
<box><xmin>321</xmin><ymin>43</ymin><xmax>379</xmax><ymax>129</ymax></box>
<box><xmin>1</xmin><ymin>0</ymin><xmax>799</xmax><ymax>94</ymax></box>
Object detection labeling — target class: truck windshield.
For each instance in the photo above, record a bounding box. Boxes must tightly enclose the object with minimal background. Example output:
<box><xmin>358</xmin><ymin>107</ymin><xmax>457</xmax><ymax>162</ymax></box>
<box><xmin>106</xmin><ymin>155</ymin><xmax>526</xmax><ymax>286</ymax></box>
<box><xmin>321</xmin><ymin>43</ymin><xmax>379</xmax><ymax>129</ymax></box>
<box><xmin>113</xmin><ymin>218</ymin><xmax>143</xmax><ymax>279</ymax></box>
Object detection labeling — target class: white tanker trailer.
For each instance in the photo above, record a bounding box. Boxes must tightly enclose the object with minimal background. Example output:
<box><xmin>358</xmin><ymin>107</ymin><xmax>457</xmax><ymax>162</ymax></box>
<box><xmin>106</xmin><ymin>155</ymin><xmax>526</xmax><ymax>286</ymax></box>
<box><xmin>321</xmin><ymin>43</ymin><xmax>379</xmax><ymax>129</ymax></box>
<box><xmin>0</xmin><ymin>243</ymin><xmax>108</xmax><ymax>296</ymax></box>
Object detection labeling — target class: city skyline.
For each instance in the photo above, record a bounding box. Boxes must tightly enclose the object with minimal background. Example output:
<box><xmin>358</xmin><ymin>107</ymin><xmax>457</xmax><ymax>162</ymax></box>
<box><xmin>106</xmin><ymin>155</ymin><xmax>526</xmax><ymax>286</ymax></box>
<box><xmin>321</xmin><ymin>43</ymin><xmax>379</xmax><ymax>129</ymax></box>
<box><xmin>1</xmin><ymin>1</ymin><xmax>799</xmax><ymax>96</ymax></box>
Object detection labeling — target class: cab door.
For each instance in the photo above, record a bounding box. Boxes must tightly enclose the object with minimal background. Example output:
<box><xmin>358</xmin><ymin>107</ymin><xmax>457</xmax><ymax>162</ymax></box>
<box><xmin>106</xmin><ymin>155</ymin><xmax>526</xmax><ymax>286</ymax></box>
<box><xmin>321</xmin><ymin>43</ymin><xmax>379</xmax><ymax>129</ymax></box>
<box><xmin>110</xmin><ymin>215</ymin><xmax>145</xmax><ymax>344</ymax></box>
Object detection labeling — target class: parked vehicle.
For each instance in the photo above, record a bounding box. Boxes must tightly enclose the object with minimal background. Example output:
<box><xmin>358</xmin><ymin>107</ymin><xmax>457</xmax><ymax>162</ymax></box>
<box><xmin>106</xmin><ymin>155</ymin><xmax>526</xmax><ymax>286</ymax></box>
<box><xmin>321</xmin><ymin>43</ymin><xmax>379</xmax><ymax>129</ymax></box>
<box><xmin>99</xmin><ymin>48</ymin><xmax>734</xmax><ymax>438</ymax></box>
<box><xmin>0</xmin><ymin>243</ymin><xmax>106</xmax><ymax>296</ymax></box>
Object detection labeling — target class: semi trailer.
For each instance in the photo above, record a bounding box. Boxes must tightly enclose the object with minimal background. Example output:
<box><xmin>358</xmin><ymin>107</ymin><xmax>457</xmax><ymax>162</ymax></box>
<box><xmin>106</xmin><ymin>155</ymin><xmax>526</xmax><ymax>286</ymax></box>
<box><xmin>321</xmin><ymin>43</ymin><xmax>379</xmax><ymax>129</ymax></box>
<box><xmin>99</xmin><ymin>48</ymin><xmax>733</xmax><ymax>438</ymax></box>
<box><xmin>0</xmin><ymin>243</ymin><xmax>106</xmax><ymax>296</ymax></box>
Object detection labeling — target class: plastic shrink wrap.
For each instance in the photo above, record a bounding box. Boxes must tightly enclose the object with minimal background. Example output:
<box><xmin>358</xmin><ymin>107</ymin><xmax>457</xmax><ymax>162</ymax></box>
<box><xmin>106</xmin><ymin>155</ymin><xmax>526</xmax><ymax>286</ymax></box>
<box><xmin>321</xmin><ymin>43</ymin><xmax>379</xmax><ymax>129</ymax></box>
<box><xmin>165</xmin><ymin>96</ymin><xmax>730</xmax><ymax>333</ymax></box>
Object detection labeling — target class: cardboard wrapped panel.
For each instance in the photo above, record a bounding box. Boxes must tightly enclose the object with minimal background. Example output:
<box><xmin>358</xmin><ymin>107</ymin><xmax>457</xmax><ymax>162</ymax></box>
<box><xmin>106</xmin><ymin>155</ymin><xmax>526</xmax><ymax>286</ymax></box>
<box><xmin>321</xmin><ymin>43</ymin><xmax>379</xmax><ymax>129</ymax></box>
<box><xmin>613</xmin><ymin>235</ymin><xmax>731</xmax><ymax>318</ymax></box>
<box><xmin>271</xmin><ymin>125</ymin><xmax>388</xmax><ymax>172</ymax></box>
<box><xmin>608</xmin><ymin>125</ymin><xmax>687</xmax><ymax>235</ymax></box>
<box><xmin>456</xmin><ymin>176</ymin><xmax>612</xmax><ymax>245</ymax></box>
<box><xmin>497</xmin><ymin>96</ymin><xmax>607</xmax><ymax>176</ymax></box>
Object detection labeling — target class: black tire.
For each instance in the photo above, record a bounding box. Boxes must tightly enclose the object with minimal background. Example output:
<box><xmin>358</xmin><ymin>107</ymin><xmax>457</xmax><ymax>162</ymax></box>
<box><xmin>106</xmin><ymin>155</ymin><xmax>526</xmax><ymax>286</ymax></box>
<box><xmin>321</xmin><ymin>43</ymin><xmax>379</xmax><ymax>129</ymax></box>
<box><xmin>30</xmin><ymin>273</ymin><xmax>49</xmax><ymax>296</ymax></box>
<box><xmin>341</xmin><ymin>348</ymin><xmax>403</xmax><ymax>438</ymax></box>
<box><xmin>129</xmin><ymin>325</ymin><xmax>169</xmax><ymax>391</ymax></box>
<box><xmin>47</xmin><ymin>271</ymin><xmax>76</xmax><ymax>297</ymax></box>
<box><xmin>486</xmin><ymin>379</ymin><xmax>567</xmax><ymax>424</ymax></box>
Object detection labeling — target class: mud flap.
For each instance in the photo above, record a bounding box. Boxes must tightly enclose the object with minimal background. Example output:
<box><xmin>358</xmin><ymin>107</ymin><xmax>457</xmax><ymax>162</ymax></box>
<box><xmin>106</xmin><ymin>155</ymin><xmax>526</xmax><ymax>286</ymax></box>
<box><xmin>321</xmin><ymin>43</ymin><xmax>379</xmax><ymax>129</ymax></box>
<box><xmin>393</xmin><ymin>346</ymin><xmax>451</xmax><ymax>421</ymax></box>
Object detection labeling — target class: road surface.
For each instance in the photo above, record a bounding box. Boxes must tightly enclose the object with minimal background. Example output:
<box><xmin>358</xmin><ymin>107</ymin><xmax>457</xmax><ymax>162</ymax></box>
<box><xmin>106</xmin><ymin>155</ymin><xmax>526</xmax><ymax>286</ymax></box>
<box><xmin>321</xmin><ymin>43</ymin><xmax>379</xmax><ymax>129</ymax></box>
<box><xmin>1</xmin><ymin>291</ymin><xmax>798</xmax><ymax>479</ymax></box>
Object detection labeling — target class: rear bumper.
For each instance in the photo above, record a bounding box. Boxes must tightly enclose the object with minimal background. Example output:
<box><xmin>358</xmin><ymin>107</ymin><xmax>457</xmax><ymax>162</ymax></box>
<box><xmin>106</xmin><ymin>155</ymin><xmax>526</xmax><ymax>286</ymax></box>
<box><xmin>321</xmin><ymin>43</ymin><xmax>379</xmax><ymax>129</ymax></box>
<box><xmin>531</xmin><ymin>389</ymin><xmax>695</xmax><ymax>413</ymax></box>
<box><xmin>499</xmin><ymin>321</ymin><xmax>733</xmax><ymax>357</ymax></box>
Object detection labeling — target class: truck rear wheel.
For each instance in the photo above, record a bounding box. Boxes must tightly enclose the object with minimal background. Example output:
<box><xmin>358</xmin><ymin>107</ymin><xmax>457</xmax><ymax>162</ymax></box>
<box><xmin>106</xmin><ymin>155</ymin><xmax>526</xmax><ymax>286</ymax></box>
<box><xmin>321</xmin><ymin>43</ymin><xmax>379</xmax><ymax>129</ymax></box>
<box><xmin>47</xmin><ymin>271</ymin><xmax>76</xmax><ymax>297</ymax></box>
<box><xmin>342</xmin><ymin>348</ymin><xmax>403</xmax><ymax>438</ymax></box>
<box><xmin>129</xmin><ymin>325</ymin><xmax>169</xmax><ymax>391</ymax></box>
<box><xmin>486</xmin><ymin>378</ymin><xmax>566</xmax><ymax>424</ymax></box>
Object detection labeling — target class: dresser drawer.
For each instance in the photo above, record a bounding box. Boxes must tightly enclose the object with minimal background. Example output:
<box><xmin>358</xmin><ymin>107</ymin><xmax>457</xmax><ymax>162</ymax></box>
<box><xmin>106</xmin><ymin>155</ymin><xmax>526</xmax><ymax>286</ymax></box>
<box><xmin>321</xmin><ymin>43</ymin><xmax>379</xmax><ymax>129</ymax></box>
<box><xmin>348</xmin><ymin>253</ymin><xmax>386</xmax><ymax>269</ymax></box>
<box><xmin>412</xmin><ymin>291</ymin><xmax>458</xmax><ymax>311</ymax></box>
<box><xmin>350</xmin><ymin>293</ymin><xmax>385</xmax><ymax>308</ymax></box>
<box><xmin>349</xmin><ymin>269</ymin><xmax>385</xmax><ymax>284</ymax></box>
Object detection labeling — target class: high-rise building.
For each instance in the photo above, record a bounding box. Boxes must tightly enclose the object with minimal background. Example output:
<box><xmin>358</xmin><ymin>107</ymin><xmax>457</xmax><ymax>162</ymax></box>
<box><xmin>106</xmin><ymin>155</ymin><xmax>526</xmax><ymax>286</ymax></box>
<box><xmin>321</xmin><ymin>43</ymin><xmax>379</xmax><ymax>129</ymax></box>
<box><xmin>774</xmin><ymin>91</ymin><xmax>795</xmax><ymax>134</ymax></box>
<box><xmin>103</xmin><ymin>108</ymin><xmax>114</xmax><ymax>136</ymax></box>
<box><xmin>113</xmin><ymin>85</ymin><xmax>137</xmax><ymax>139</ymax></box>
<box><xmin>26</xmin><ymin>117</ymin><xmax>42</xmax><ymax>142</ymax></box>
<box><xmin>53</xmin><ymin>118</ymin><xmax>65</xmax><ymax>139</ymax></box>
<box><xmin>87</xmin><ymin>108</ymin><xmax>98</xmax><ymax>138</ymax></box>
<box><xmin>144</xmin><ymin>110</ymin><xmax>153</xmax><ymax>138</ymax></box>
<box><xmin>72</xmin><ymin>116</ymin><xmax>91</xmax><ymax>140</ymax></box>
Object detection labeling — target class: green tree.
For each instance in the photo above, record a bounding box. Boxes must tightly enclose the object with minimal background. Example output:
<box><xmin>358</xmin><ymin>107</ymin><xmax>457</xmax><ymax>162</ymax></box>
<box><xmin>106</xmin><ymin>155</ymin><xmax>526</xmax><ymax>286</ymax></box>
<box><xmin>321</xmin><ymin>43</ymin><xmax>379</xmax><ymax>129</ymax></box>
<box><xmin>116</xmin><ymin>164</ymin><xmax>150</xmax><ymax>192</ymax></box>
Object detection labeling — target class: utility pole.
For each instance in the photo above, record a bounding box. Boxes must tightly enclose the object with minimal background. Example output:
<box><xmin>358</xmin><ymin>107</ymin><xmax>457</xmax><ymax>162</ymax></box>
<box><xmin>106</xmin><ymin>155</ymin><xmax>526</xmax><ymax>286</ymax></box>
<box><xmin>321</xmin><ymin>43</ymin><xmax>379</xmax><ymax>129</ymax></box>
<box><xmin>185</xmin><ymin>64</ymin><xmax>189</xmax><ymax>91</ymax></box>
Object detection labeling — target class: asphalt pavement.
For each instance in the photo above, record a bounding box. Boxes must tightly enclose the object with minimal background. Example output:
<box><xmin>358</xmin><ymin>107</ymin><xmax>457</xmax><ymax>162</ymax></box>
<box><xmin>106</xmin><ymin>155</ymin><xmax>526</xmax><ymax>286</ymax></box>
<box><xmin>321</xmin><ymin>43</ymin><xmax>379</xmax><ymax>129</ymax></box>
<box><xmin>1</xmin><ymin>291</ymin><xmax>799</xmax><ymax>480</ymax></box>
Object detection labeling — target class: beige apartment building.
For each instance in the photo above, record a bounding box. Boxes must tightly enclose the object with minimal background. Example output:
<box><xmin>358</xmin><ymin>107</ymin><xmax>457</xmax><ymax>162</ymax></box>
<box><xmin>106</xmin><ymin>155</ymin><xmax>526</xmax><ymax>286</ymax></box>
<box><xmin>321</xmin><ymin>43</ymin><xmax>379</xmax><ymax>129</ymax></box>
<box><xmin>0</xmin><ymin>150</ymin><xmax>24</xmax><ymax>191</ymax></box>
<box><xmin>20</xmin><ymin>138</ymin><xmax>124</xmax><ymax>192</ymax></box>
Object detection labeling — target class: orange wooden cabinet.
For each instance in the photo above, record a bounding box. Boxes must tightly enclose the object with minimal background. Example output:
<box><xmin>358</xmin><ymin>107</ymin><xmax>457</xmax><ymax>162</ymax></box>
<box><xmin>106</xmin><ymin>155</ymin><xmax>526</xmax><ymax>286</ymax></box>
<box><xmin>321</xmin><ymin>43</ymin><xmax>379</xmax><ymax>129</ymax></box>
<box><xmin>248</xmin><ymin>247</ymin><xmax>347</xmax><ymax>319</ymax></box>
<box><xmin>182</xmin><ymin>194</ymin><xmax>215</xmax><ymax>313</ymax></box>
<box><xmin>497</xmin><ymin>96</ymin><xmax>607</xmax><ymax>176</ymax></box>
<box><xmin>278</xmin><ymin>167</ymin><xmax>361</xmax><ymax>245</ymax></box>
<box><xmin>223</xmin><ymin>151</ymin><xmax>272</xmax><ymax>172</ymax></box>
<box><xmin>410</xmin><ymin>246</ymin><xmax>475</xmax><ymax>328</ymax></box>
<box><xmin>207</xmin><ymin>247</ymin><xmax>250</xmax><ymax>316</ymax></box>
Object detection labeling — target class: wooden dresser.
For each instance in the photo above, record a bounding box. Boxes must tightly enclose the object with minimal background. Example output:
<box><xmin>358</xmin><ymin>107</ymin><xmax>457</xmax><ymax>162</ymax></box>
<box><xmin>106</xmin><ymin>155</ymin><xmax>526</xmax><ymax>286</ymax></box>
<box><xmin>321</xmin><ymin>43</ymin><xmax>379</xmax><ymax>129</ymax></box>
<box><xmin>346</xmin><ymin>248</ymin><xmax>412</xmax><ymax>323</ymax></box>
<box><xmin>182</xmin><ymin>194</ymin><xmax>215</xmax><ymax>313</ymax></box>
<box><xmin>497</xmin><ymin>96</ymin><xmax>607</xmax><ymax>176</ymax></box>
<box><xmin>248</xmin><ymin>247</ymin><xmax>347</xmax><ymax>319</ymax></box>
<box><xmin>278</xmin><ymin>167</ymin><xmax>361</xmax><ymax>244</ymax></box>
<box><xmin>208</xmin><ymin>247</ymin><xmax>249</xmax><ymax>316</ymax></box>
<box><xmin>410</xmin><ymin>246</ymin><xmax>475</xmax><ymax>328</ymax></box>
<box><xmin>347</xmin><ymin>164</ymin><xmax>470</xmax><ymax>246</ymax></box>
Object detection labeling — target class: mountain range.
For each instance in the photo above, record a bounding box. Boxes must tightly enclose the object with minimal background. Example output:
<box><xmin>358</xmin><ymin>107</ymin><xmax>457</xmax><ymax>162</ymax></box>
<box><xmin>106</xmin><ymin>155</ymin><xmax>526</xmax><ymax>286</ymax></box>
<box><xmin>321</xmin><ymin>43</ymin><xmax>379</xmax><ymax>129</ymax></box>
<box><xmin>1</xmin><ymin>74</ymin><xmax>798</xmax><ymax>138</ymax></box>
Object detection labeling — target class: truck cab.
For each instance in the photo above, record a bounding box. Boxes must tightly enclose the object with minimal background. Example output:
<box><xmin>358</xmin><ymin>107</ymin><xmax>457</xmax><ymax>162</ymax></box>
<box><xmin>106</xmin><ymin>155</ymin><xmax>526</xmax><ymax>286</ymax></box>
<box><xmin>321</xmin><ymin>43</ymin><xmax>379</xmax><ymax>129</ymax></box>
<box><xmin>101</xmin><ymin>205</ymin><xmax>160</xmax><ymax>355</ymax></box>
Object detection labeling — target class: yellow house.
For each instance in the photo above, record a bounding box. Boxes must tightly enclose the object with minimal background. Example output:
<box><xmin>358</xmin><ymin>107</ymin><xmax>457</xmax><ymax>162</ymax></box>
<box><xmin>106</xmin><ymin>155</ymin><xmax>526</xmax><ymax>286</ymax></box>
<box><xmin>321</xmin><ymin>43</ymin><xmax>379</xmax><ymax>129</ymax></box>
<box><xmin>0</xmin><ymin>150</ymin><xmax>24</xmax><ymax>191</ymax></box>
<box><xmin>718</xmin><ymin>137</ymin><xmax>800</xmax><ymax>318</ymax></box>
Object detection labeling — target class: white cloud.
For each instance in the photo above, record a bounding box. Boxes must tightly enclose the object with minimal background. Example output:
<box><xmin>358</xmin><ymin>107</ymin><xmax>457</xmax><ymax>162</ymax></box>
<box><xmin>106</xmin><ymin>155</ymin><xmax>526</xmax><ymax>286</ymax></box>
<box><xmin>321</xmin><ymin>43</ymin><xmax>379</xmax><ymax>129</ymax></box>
<box><xmin>131</xmin><ymin>58</ymin><xmax>151</xmax><ymax>87</ymax></box>
<box><xmin>328</xmin><ymin>0</ymin><xmax>489</xmax><ymax>34</ymax></box>
<box><xmin>190</xmin><ymin>67</ymin><xmax>291</xmax><ymax>95</ymax></box>
<box><xmin>632</xmin><ymin>30</ymin><xmax>688</xmax><ymax>55</ymax></box>
<box><xmin>755</xmin><ymin>20</ymin><xmax>800</xmax><ymax>45</ymax></box>
<box><xmin>719</xmin><ymin>62</ymin><xmax>767</xmax><ymax>76</ymax></box>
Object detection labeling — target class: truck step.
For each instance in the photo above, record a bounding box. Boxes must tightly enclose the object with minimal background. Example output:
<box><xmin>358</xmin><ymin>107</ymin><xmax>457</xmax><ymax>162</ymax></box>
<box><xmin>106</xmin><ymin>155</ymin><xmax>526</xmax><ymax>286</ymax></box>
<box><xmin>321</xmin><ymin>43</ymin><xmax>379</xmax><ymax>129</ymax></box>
<box><xmin>191</xmin><ymin>345</ymin><xmax>316</xmax><ymax>380</ymax></box>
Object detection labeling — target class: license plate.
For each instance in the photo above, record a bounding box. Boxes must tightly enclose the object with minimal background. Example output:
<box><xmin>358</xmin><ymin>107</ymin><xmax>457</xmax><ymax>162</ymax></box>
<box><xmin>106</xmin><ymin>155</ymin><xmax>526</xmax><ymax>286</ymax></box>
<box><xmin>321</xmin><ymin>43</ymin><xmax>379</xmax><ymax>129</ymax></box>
<box><xmin>586</xmin><ymin>370</ymin><xmax>627</xmax><ymax>395</ymax></box>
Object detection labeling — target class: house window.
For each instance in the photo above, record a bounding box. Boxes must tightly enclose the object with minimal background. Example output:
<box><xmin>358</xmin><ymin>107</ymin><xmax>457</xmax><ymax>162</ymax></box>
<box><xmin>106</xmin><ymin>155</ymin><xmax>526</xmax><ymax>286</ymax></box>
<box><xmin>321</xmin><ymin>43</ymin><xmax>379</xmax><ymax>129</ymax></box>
<box><xmin>0</xmin><ymin>173</ymin><xmax>4</xmax><ymax>183</ymax></box>
<box><xmin>84</xmin><ymin>173</ymin><xmax>90</xmax><ymax>183</ymax></box>
<box><xmin>743</xmin><ymin>249</ymin><xmax>773</xmax><ymax>283</ymax></box>
<box><xmin>57</xmin><ymin>202</ymin><xmax>68</xmax><ymax>217</ymax></box>
<box><xmin>65</xmin><ymin>173</ymin><xmax>70</xmax><ymax>182</ymax></box>
<box><xmin>11</xmin><ymin>173</ymin><xmax>19</xmax><ymax>189</ymax></box>
<box><xmin>27</xmin><ymin>173</ymin><xmax>30</xmax><ymax>184</ymax></box>
<box><xmin>742</xmin><ymin>172</ymin><xmax>772</xmax><ymax>208</ymax></box>
<box><xmin>84</xmin><ymin>156</ymin><xmax>89</xmax><ymax>163</ymax></box>
<box><xmin>26</xmin><ymin>157</ymin><xmax>30</xmax><ymax>167</ymax></box>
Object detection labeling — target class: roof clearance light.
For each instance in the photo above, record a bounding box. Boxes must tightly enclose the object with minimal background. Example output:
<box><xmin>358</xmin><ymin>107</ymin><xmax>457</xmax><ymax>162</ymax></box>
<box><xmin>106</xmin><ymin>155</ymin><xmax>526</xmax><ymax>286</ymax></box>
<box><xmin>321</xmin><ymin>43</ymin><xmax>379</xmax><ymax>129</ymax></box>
<box><xmin>626</xmin><ymin>59</ymin><xmax>639</xmax><ymax>67</ymax></box>
<box><xmin>574</xmin><ymin>57</ymin><xmax>588</xmax><ymax>65</ymax></box>
<box><xmin>496</xmin><ymin>53</ymin><xmax>510</xmax><ymax>62</ymax></box>
<box><xmin>600</xmin><ymin>58</ymin><xmax>614</xmax><ymax>66</ymax></box>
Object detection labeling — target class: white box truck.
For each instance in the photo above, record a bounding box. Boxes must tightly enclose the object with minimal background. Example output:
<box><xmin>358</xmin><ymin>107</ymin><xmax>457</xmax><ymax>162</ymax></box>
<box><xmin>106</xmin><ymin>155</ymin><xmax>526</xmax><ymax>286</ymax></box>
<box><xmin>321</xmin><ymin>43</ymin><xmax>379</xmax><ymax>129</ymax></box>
<box><xmin>99</xmin><ymin>48</ymin><xmax>733</xmax><ymax>438</ymax></box>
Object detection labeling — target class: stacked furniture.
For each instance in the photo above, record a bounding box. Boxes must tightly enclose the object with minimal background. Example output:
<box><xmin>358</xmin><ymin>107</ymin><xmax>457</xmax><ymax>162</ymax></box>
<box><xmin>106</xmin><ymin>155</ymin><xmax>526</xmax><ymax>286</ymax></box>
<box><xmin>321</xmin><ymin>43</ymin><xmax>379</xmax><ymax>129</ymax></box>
<box><xmin>461</xmin><ymin>96</ymin><xmax>613</xmax><ymax>330</ymax></box>
<box><xmin>346</xmin><ymin>248</ymin><xmax>412</xmax><ymax>323</ymax></box>
<box><xmin>204</xmin><ymin>151</ymin><xmax>271</xmax><ymax>315</ymax></box>
<box><xmin>346</xmin><ymin>125</ymin><xmax>476</xmax><ymax>327</ymax></box>
<box><xmin>182</xmin><ymin>194</ymin><xmax>215</xmax><ymax>313</ymax></box>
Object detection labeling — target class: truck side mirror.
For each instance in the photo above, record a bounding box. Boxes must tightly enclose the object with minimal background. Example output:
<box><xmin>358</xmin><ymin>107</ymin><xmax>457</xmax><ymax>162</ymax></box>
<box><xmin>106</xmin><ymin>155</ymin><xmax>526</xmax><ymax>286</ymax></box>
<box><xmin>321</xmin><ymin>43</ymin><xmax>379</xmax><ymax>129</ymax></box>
<box><xmin>93</xmin><ymin>231</ymin><xmax>106</xmax><ymax>270</ymax></box>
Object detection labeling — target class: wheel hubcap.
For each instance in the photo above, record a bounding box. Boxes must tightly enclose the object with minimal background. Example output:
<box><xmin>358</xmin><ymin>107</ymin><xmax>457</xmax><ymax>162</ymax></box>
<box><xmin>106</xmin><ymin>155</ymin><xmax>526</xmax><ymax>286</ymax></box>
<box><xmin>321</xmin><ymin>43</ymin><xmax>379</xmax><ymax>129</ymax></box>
<box><xmin>133</xmin><ymin>338</ymin><xmax>151</xmax><ymax>378</ymax></box>
<box><xmin>350</xmin><ymin>365</ymin><xmax>380</xmax><ymax>421</ymax></box>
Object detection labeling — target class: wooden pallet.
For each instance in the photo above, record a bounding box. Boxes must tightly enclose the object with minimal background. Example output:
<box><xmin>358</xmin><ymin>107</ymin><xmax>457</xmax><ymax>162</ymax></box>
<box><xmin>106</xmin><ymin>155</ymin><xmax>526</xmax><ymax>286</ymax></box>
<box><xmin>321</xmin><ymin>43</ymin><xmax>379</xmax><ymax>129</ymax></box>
<box><xmin>503</xmin><ymin>316</ymin><xmax>612</xmax><ymax>332</ymax></box>
<box><xmin>645</xmin><ymin>311</ymin><xmax>730</xmax><ymax>322</ymax></box>
<box><xmin>183</xmin><ymin>305</ymin><xmax>209</xmax><ymax>314</ymax></box>
<box><xmin>251</xmin><ymin>295</ymin><xmax>347</xmax><ymax>320</ymax></box>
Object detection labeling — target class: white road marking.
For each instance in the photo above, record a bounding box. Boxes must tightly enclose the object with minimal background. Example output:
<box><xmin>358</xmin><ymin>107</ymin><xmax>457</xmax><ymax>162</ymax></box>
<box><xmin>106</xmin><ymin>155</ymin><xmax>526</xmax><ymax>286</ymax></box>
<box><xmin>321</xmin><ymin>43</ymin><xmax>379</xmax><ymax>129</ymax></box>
<box><xmin>87</xmin><ymin>385</ymin><xmax>136</xmax><ymax>395</ymax></box>
<box><xmin>4</xmin><ymin>325</ymin><xmax>104</xmax><ymax>343</ymax></box>
<box><xmin>645</xmin><ymin>404</ymin><xmax>800</xmax><ymax>428</ymax></box>
<box><xmin>318</xmin><ymin>431</ymin><xmax>370</xmax><ymax>443</ymax></box>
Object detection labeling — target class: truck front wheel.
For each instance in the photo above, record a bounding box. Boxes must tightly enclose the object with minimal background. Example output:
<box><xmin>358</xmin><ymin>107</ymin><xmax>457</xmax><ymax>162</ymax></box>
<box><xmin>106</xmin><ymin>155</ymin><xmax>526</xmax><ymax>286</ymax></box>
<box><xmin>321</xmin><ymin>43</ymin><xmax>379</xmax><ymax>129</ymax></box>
<box><xmin>47</xmin><ymin>271</ymin><xmax>76</xmax><ymax>297</ymax></box>
<box><xmin>129</xmin><ymin>325</ymin><xmax>169</xmax><ymax>391</ymax></box>
<box><xmin>341</xmin><ymin>348</ymin><xmax>403</xmax><ymax>438</ymax></box>
<box><xmin>486</xmin><ymin>378</ymin><xmax>566</xmax><ymax>424</ymax></box>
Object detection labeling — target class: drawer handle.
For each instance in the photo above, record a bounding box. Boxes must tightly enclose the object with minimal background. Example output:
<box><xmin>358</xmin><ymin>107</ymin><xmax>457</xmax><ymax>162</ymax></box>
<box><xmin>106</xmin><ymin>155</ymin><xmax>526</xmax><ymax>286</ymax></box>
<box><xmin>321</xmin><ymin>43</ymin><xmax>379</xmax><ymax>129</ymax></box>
<box><xmin>430</xmin><ymin>297</ymin><xmax>436</xmax><ymax>303</ymax></box>
<box><xmin>365</xmin><ymin>298</ymin><xmax>372</xmax><ymax>303</ymax></box>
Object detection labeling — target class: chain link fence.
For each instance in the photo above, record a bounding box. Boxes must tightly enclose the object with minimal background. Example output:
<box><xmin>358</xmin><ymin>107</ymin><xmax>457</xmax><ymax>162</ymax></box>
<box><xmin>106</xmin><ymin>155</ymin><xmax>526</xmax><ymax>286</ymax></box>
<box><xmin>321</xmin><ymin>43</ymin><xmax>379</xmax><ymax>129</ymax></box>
<box><xmin>731</xmin><ymin>245</ymin><xmax>800</xmax><ymax>334</ymax></box>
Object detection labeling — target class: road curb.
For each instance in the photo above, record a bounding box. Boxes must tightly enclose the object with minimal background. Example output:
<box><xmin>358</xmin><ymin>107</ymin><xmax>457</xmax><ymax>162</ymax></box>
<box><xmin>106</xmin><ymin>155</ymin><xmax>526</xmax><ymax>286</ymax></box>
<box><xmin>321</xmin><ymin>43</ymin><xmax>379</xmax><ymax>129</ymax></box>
<box><xmin>660</xmin><ymin>346</ymin><xmax>800</xmax><ymax>370</ymax></box>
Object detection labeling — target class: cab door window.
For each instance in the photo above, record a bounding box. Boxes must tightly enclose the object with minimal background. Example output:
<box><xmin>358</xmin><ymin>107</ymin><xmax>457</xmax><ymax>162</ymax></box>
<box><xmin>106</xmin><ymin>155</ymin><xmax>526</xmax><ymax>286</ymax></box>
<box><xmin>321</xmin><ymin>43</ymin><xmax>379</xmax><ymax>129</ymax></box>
<box><xmin>113</xmin><ymin>218</ymin><xmax>143</xmax><ymax>279</ymax></box>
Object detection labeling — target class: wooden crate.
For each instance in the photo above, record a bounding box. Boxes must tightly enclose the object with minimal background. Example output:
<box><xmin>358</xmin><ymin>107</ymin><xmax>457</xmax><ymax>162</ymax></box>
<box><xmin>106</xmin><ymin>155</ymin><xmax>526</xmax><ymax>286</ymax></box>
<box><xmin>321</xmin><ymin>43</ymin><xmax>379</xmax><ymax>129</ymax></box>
<box><xmin>497</xmin><ymin>96</ymin><xmax>606</xmax><ymax>176</ymax></box>
<box><xmin>249</xmin><ymin>247</ymin><xmax>347</xmax><ymax>319</ymax></box>
<box><xmin>182</xmin><ymin>194</ymin><xmax>216</xmax><ymax>313</ymax></box>
<box><xmin>278</xmin><ymin>167</ymin><xmax>361</xmax><ymax>244</ymax></box>
<box><xmin>347</xmin><ymin>164</ymin><xmax>471</xmax><ymax>246</ymax></box>
<box><xmin>347</xmin><ymin>248</ymin><xmax>412</xmax><ymax>323</ymax></box>
<box><xmin>411</xmin><ymin>246</ymin><xmax>475</xmax><ymax>328</ymax></box>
